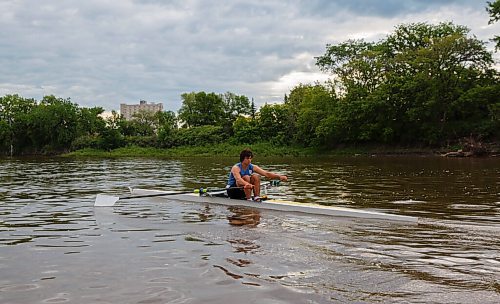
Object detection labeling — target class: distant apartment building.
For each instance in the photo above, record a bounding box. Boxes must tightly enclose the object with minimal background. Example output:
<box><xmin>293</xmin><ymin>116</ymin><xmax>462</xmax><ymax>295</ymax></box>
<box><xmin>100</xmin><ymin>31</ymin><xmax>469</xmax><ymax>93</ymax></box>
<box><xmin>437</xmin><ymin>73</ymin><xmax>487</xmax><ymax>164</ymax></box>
<box><xmin>120</xmin><ymin>100</ymin><xmax>163</xmax><ymax>120</ymax></box>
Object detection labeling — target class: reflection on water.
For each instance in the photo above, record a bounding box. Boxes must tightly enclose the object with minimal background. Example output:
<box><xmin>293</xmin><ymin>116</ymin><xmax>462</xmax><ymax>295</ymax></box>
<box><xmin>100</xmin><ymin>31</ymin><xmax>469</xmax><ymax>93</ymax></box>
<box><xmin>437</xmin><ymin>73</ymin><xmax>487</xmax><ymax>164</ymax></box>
<box><xmin>0</xmin><ymin>156</ymin><xmax>499</xmax><ymax>303</ymax></box>
<box><xmin>227</xmin><ymin>207</ymin><xmax>261</xmax><ymax>227</ymax></box>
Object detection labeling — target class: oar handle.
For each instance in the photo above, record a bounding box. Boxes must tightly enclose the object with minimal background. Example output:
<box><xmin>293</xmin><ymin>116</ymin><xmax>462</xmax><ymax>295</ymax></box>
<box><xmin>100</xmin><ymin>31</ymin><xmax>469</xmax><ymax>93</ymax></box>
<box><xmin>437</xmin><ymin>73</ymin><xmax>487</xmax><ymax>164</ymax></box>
<box><xmin>268</xmin><ymin>180</ymin><xmax>281</xmax><ymax>187</ymax></box>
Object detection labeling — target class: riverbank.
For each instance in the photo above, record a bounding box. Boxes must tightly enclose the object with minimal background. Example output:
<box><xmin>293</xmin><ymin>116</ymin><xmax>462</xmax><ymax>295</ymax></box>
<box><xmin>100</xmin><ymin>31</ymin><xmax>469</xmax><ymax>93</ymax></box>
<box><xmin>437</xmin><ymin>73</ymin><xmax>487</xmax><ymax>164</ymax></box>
<box><xmin>62</xmin><ymin>143</ymin><xmax>317</xmax><ymax>158</ymax></box>
<box><xmin>61</xmin><ymin>143</ymin><xmax>464</xmax><ymax>158</ymax></box>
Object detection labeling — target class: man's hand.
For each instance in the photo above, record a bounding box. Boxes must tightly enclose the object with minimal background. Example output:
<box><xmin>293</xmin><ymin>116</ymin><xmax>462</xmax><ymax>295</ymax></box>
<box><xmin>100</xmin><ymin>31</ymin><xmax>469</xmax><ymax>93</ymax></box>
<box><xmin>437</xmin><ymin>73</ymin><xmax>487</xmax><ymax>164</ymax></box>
<box><xmin>279</xmin><ymin>175</ymin><xmax>288</xmax><ymax>182</ymax></box>
<box><xmin>243</xmin><ymin>183</ymin><xmax>254</xmax><ymax>189</ymax></box>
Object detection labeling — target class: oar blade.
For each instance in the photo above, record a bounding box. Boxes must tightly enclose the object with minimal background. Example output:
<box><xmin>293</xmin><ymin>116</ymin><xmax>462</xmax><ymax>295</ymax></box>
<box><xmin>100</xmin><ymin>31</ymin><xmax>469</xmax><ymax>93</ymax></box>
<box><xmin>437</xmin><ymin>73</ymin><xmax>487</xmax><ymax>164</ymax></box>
<box><xmin>94</xmin><ymin>194</ymin><xmax>120</xmax><ymax>207</ymax></box>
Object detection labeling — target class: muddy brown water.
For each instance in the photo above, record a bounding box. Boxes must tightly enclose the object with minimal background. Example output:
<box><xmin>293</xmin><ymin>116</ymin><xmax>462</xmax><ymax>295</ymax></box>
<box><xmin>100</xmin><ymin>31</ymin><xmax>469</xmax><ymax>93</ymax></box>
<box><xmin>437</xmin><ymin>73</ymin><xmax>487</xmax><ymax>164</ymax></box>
<box><xmin>0</xmin><ymin>156</ymin><xmax>498</xmax><ymax>303</ymax></box>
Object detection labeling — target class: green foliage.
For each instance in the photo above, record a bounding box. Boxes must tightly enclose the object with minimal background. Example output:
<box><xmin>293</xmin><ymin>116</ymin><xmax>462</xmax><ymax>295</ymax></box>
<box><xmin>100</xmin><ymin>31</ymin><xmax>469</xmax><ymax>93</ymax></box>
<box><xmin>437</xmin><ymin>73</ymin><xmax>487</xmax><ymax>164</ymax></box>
<box><xmin>451</xmin><ymin>84</ymin><xmax>500</xmax><ymax>139</ymax></box>
<box><xmin>105</xmin><ymin>110</ymin><xmax>123</xmax><ymax>130</ymax></box>
<box><xmin>487</xmin><ymin>0</ymin><xmax>500</xmax><ymax>49</ymax></box>
<box><xmin>488</xmin><ymin>0</ymin><xmax>500</xmax><ymax>22</ymax></box>
<box><xmin>0</xmin><ymin>94</ymin><xmax>36</xmax><ymax>120</ymax></box>
<box><xmin>255</xmin><ymin>103</ymin><xmax>297</xmax><ymax>145</ymax></box>
<box><xmin>178</xmin><ymin>92</ymin><xmax>225</xmax><ymax>127</ymax></box>
<box><xmin>0</xmin><ymin>120</ymin><xmax>10</xmax><ymax>152</ymax></box>
<box><xmin>177</xmin><ymin>91</ymin><xmax>251</xmax><ymax>137</ymax></box>
<box><xmin>157</xmin><ymin>128</ymin><xmax>175</xmax><ymax>148</ymax></box>
<box><xmin>114</xmin><ymin>110</ymin><xmax>175</xmax><ymax>137</ymax></box>
<box><xmin>315</xmin><ymin>40</ymin><xmax>387</xmax><ymax>100</ymax></box>
<box><xmin>222</xmin><ymin>92</ymin><xmax>252</xmax><ymax>118</ymax></box>
<box><xmin>0</xmin><ymin>94</ymin><xmax>113</xmax><ymax>155</ymax></box>
<box><xmin>98</xmin><ymin>128</ymin><xmax>124</xmax><ymax>151</ymax></box>
<box><xmin>64</xmin><ymin>142</ymin><xmax>314</xmax><ymax>158</ymax></box>
<box><xmin>0</xmin><ymin>94</ymin><xmax>36</xmax><ymax>154</ymax></box>
<box><xmin>76</xmin><ymin>107</ymin><xmax>106</xmax><ymax>137</ymax></box>
<box><xmin>125</xmin><ymin>135</ymin><xmax>157</xmax><ymax>147</ymax></box>
<box><xmin>2</xmin><ymin>20</ymin><xmax>499</xmax><ymax>155</ymax></box>
<box><xmin>128</xmin><ymin>110</ymin><xmax>156</xmax><ymax>136</ymax></box>
<box><xmin>231</xmin><ymin>116</ymin><xmax>261</xmax><ymax>144</ymax></box>
<box><xmin>314</xmin><ymin>22</ymin><xmax>499</xmax><ymax>146</ymax></box>
<box><xmin>156</xmin><ymin>110</ymin><xmax>177</xmax><ymax>130</ymax></box>
<box><xmin>171</xmin><ymin>125</ymin><xmax>225</xmax><ymax>147</ymax></box>
<box><xmin>220</xmin><ymin>92</ymin><xmax>252</xmax><ymax>134</ymax></box>
<box><xmin>71</xmin><ymin>135</ymin><xmax>100</xmax><ymax>150</ymax></box>
<box><xmin>26</xmin><ymin>95</ymin><xmax>80</xmax><ymax>153</ymax></box>
<box><xmin>250</xmin><ymin>100</ymin><xmax>257</xmax><ymax>120</ymax></box>
<box><xmin>288</xmin><ymin>84</ymin><xmax>337</xmax><ymax>146</ymax></box>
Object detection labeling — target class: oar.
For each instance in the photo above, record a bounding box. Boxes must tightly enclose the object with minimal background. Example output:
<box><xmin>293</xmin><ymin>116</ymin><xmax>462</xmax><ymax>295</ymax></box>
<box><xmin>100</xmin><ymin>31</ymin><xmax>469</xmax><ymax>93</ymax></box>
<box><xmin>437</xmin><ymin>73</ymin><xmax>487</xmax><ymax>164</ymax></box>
<box><xmin>94</xmin><ymin>187</ymin><xmax>242</xmax><ymax>207</ymax></box>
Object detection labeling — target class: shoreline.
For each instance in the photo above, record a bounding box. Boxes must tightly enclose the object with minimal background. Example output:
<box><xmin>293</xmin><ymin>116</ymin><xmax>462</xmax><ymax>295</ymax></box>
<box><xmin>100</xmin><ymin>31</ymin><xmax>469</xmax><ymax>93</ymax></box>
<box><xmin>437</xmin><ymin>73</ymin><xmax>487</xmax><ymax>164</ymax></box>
<box><xmin>59</xmin><ymin>143</ymin><xmax>499</xmax><ymax>158</ymax></box>
<box><xmin>2</xmin><ymin>142</ymin><xmax>498</xmax><ymax>159</ymax></box>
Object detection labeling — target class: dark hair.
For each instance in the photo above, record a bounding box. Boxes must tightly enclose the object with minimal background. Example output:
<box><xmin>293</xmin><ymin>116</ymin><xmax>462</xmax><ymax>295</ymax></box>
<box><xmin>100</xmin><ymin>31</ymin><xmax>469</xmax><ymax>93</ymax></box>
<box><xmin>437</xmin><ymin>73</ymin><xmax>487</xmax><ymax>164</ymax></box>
<box><xmin>239</xmin><ymin>148</ymin><xmax>253</xmax><ymax>162</ymax></box>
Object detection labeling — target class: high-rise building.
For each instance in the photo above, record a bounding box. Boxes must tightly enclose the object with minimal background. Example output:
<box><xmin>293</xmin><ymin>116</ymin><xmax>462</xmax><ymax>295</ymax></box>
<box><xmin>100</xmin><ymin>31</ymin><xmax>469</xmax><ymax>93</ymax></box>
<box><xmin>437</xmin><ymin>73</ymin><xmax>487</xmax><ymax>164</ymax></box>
<box><xmin>120</xmin><ymin>100</ymin><xmax>163</xmax><ymax>120</ymax></box>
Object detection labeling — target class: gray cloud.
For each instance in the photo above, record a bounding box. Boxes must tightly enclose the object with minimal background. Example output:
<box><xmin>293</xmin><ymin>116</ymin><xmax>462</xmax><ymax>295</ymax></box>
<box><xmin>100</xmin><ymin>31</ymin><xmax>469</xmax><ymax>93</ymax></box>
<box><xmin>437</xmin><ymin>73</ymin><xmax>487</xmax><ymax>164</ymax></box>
<box><xmin>300</xmin><ymin>0</ymin><xmax>479</xmax><ymax>18</ymax></box>
<box><xmin>0</xmin><ymin>0</ymin><xmax>497</xmax><ymax>112</ymax></box>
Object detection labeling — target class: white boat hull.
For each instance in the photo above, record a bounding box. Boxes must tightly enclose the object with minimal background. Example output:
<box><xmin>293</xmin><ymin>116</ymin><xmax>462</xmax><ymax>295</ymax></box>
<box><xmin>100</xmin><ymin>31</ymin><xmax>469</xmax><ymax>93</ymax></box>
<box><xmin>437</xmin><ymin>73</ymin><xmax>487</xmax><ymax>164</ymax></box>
<box><xmin>130</xmin><ymin>188</ymin><xmax>418</xmax><ymax>223</ymax></box>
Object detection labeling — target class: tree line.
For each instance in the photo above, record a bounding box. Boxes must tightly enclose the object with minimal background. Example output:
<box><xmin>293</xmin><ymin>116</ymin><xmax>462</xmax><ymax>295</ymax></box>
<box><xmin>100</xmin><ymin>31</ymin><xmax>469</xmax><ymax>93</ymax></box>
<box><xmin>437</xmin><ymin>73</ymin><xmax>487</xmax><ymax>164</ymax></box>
<box><xmin>1</xmin><ymin>20</ymin><xmax>499</xmax><ymax>156</ymax></box>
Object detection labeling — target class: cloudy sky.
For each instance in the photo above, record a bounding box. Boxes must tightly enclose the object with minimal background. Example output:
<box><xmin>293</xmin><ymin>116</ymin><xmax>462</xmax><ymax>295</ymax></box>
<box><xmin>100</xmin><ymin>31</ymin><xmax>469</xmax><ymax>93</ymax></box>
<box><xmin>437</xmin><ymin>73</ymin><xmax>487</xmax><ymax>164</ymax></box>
<box><xmin>1</xmin><ymin>0</ymin><xmax>498</xmax><ymax>112</ymax></box>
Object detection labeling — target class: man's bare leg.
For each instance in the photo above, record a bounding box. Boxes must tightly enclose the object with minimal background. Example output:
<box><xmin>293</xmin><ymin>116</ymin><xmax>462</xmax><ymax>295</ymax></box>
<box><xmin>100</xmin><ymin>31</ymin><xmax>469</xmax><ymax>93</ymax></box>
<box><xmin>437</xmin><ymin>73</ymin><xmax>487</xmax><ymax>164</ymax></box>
<box><xmin>237</xmin><ymin>175</ymin><xmax>252</xmax><ymax>199</ymax></box>
<box><xmin>251</xmin><ymin>174</ymin><xmax>261</xmax><ymax>197</ymax></box>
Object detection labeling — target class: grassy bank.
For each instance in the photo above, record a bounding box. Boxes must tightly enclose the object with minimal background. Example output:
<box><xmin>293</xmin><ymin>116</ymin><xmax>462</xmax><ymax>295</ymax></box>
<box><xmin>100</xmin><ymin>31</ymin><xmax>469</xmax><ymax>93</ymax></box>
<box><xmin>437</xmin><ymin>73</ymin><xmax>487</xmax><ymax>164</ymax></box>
<box><xmin>63</xmin><ymin>143</ymin><xmax>320</xmax><ymax>158</ymax></box>
<box><xmin>61</xmin><ymin>142</ymin><xmax>457</xmax><ymax>158</ymax></box>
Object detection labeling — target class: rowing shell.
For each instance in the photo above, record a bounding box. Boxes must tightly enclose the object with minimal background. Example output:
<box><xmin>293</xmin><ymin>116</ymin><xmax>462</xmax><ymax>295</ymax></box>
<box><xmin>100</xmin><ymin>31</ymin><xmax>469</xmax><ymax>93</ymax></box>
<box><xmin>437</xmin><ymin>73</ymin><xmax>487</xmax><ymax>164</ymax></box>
<box><xmin>130</xmin><ymin>188</ymin><xmax>418</xmax><ymax>223</ymax></box>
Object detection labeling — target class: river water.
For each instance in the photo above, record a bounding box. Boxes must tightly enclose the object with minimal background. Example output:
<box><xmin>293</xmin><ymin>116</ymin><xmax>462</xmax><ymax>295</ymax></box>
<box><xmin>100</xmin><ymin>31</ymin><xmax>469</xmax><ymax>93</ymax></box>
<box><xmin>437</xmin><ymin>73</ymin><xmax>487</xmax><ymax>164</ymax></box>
<box><xmin>0</xmin><ymin>156</ymin><xmax>498</xmax><ymax>303</ymax></box>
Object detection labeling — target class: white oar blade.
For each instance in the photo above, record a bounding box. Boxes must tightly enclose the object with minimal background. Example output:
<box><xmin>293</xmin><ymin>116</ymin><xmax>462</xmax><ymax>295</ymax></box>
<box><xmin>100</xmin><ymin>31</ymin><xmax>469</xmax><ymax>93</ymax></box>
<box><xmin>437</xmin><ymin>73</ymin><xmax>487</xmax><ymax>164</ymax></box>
<box><xmin>94</xmin><ymin>194</ymin><xmax>120</xmax><ymax>207</ymax></box>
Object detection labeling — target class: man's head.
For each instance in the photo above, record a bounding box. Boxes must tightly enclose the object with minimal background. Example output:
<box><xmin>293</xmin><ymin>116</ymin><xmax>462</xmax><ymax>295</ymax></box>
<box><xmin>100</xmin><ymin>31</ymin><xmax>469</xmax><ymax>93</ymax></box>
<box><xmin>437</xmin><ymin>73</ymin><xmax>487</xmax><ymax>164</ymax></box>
<box><xmin>239</xmin><ymin>148</ymin><xmax>253</xmax><ymax>162</ymax></box>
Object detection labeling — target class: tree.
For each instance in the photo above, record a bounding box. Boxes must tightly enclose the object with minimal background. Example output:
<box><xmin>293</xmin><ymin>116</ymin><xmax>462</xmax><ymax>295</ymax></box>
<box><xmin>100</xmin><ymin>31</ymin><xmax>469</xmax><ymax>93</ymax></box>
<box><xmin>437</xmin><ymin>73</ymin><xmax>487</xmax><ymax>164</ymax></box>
<box><xmin>178</xmin><ymin>92</ymin><xmax>225</xmax><ymax>127</ymax></box>
<box><xmin>284</xmin><ymin>83</ymin><xmax>338</xmax><ymax>145</ymax></box>
<box><xmin>171</xmin><ymin>125</ymin><xmax>225</xmax><ymax>146</ymax></box>
<box><xmin>129</xmin><ymin>110</ymin><xmax>156</xmax><ymax>136</ymax></box>
<box><xmin>27</xmin><ymin>95</ymin><xmax>80</xmax><ymax>153</ymax></box>
<box><xmin>288</xmin><ymin>84</ymin><xmax>337</xmax><ymax>146</ymax></box>
<box><xmin>105</xmin><ymin>110</ymin><xmax>122</xmax><ymax>130</ymax></box>
<box><xmin>0</xmin><ymin>119</ymin><xmax>10</xmax><ymax>153</ymax></box>
<box><xmin>222</xmin><ymin>92</ymin><xmax>251</xmax><ymax>118</ymax></box>
<box><xmin>0</xmin><ymin>94</ymin><xmax>36</xmax><ymax>154</ymax></box>
<box><xmin>76</xmin><ymin>106</ymin><xmax>106</xmax><ymax>137</ymax></box>
<box><xmin>232</xmin><ymin>116</ymin><xmax>261</xmax><ymax>144</ymax></box>
<box><xmin>250</xmin><ymin>99</ymin><xmax>257</xmax><ymax>120</ymax></box>
<box><xmin>315</xmin><ymin>40</ymin><xmax>387</xmax><ymax>100</ymax></box>
<box><xmin>0</xmin><ymin>94</ymin><xmax>36</xmax><ymax>120</ymax></box>
<box><xmin>487</xmin><ymin>0</ymin><xmax>500</xmax><ymax>49</ymax></box>
<box><xmin>220</xmin><ymin>92</ymin><xmax>251</xmax><ymax>134</ymax></box>
<box><xmin>156</xmin><ymin>110</ymin><xmax>177</xmax><ymax>131</ymax></box>
<box><xmin>156</xmin><ymin>110</ymin><xmax>177</xmax><ymax>147</ymax></box>
<box><xmin>256</xmin><ymin>103</ymin><xmax>291</xmax><ymax>144</ymax></box>
<box><xmin>383</xmin><ymin>23</ymin><xmax>494</xmax><ymax>143</ymax></box>
<box><xmin>99</xmin><ymin>127</ymin><xmax>124</xmax><ymax>150</ymax></box>
<box><xmin>315</xmin><ymin>22</ymin><xmax>498</xmax><ymax>145</ymax></box>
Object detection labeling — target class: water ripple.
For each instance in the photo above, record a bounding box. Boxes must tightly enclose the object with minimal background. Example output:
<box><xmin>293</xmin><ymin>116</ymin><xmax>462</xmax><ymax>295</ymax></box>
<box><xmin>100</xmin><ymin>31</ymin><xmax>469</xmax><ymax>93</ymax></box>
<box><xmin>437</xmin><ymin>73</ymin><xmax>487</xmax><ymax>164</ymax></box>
<box><xmin>0</xmin><ymin>156</ymin><xmax>499</xmax><ymax>303</ymax></box>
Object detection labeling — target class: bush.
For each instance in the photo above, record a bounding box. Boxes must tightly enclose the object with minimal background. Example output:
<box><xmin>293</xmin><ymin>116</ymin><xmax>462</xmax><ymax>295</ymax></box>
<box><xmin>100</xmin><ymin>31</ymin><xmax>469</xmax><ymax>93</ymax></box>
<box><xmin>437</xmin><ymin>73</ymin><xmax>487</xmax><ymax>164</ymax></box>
<box><xmin>98</xmin><ymin>128</ymin><xmax>125</xmax><ymax>151</ymax></box>
<box><xmin>231</xmin><ymin>117</ymin><xmax>261</xmax><ymax>144</ymax></box>
<box><xmin>125</xmin><ymin>135</ymin><xmax>157</xmax><ymax>147</ymax></box>
<box><xmin>157</xmin><ymin>128</ymin><xmax>175</xmax><ymax>148</ymax></box>
<box><xmin>172</xmin><ymin>125</ymin><xmax>226</xmax><ymax>146</ymax></box>
<box><xmin>71</xmin><ymin>135</ymin><xmax>100</xmax><ymax>150</ymax></box>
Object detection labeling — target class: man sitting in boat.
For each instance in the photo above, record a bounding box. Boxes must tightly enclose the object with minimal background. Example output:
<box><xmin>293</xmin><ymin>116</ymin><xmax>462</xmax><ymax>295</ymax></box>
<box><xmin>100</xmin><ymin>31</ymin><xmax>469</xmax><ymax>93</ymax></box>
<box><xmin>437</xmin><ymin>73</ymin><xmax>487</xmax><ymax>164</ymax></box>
<box><xmin>227</xmin><ymin>148</ymin><xmax>288</xmax><ymax>202</ymax></box>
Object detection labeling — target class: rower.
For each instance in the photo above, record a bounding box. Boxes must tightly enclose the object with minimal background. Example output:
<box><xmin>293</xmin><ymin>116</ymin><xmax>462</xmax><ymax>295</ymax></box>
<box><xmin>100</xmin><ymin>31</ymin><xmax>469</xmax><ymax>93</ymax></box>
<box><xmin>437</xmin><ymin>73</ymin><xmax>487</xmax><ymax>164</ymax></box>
<box><xmin>226</xmin><ymin>148</ymin><xmax>288</xmax><ymax>202</ymax></box>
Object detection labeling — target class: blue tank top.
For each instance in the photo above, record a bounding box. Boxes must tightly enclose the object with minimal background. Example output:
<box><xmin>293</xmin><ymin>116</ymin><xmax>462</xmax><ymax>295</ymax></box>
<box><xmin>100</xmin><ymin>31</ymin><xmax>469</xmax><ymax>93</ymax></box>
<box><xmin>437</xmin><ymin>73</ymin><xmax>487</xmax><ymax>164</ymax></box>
<box><xmin>227</xmin><ymin>163</ymin><xmax>254</xmax><ymax>186</ymax></box>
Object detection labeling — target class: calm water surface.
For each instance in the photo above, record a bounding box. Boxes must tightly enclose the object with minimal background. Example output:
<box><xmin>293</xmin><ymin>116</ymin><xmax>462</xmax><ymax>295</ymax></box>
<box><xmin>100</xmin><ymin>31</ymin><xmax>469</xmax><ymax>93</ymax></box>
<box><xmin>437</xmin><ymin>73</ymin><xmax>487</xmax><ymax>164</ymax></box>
<box><xmin>0</xmin><ymin>156</ymin><xmax>499</xmax><ymax>303</ymax></box>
